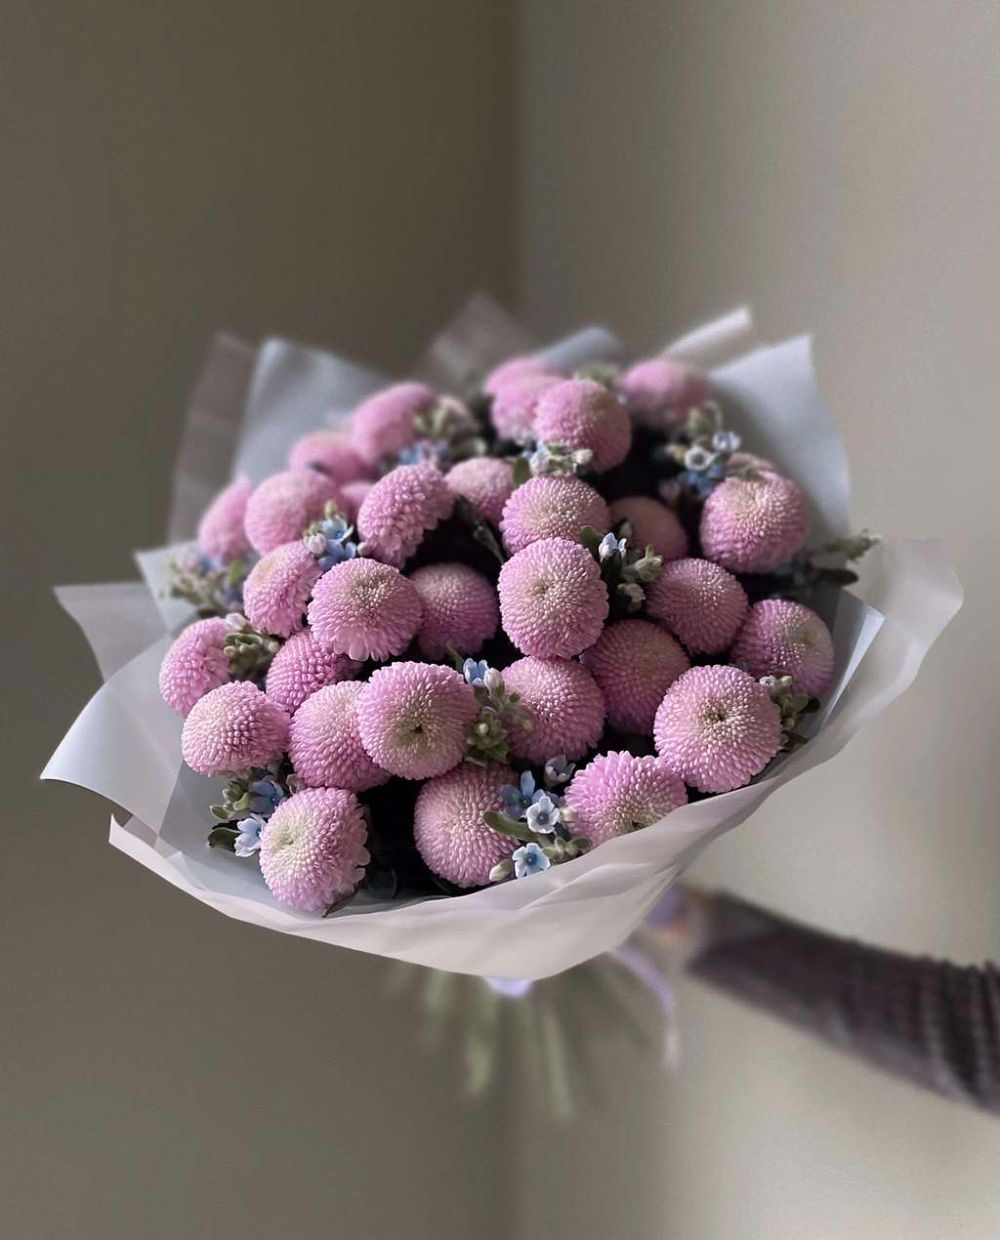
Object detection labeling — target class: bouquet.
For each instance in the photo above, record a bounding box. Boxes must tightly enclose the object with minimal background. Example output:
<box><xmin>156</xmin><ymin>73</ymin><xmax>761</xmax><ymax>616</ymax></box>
<box><xmin>45</xmin><ymin>299</ymin><xmax>961</xmax><ymax>981</ymax></box>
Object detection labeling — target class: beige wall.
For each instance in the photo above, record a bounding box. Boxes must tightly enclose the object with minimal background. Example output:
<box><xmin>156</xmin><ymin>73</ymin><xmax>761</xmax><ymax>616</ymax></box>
<box><xmin>516</xmin><ymin>1</ymin><xmax>1000</xmax><ymax>1237</ymax></box>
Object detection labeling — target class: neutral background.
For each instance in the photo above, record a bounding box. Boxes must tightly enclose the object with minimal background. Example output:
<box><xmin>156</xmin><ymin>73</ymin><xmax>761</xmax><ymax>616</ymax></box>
<box><xmin>5</xmin><ymin>2</ymin><xmax>1000</xmax><ymax>1238</ymax></box>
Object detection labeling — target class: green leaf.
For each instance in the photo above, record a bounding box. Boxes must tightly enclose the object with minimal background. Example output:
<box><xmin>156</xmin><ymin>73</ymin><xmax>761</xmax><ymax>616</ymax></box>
<box><xmin>482</xmin><ymin>811</ymin><xmax>536</xmax><ymax>842</ymax></box>
<box><xmin>207</xmin><ymin>826</ymin><xmax>239</xmax><ymax>852</ymax></box>
<box><xmin>819</xmin><ymin>567</ymin><xmax>859</xmax><ymax>586</ymax></box>
<box><xmin>578</xmin><ymin>525</ymin><xmax>602</xmax><ymax>556</ymax></box>
<box><xmin>511</xmin><ymin>455</ymin><xmax>531</xmax><ymax>487</ymax></box>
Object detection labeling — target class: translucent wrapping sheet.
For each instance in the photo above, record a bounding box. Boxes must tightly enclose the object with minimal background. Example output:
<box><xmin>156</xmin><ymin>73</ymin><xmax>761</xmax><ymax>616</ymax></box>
<box><xmin>43</xmin><ymin>303</ymin><xmax>962</xmax><ymax>980</ymax></box>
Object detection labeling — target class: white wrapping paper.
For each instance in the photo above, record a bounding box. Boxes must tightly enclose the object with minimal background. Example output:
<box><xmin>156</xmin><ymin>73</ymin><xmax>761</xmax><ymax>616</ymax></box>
<box><xmin>43</xmin><ymin>304</ymin><xmax>962</xmax><ymax>979</ymax></box>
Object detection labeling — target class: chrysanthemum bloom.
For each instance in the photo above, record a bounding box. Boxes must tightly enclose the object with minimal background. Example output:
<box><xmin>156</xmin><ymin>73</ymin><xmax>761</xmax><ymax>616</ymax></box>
<box><xmin>617</xmin><ymin>357</ymin><xmax>710</xmax><ymax>430</ymax></box>
<box><xmin>352</xmin><ymin>381</ymin><xmax>436</xmax><ymax>466</ymax></box>
<box><xmin>244</xmin><ymin>469</ymin><xmax>340</xmax><ymax>556</ymax></box>
<box><xmin>338</xmin><ymin>480</ymin><xmax>374</xmax><ymax>523</ymax></box>
<box><xmin>259</xmin><ymin>788</ymin><xmax>369</xmax><ymax>913</ymax></box>
<box><xmin>356</xmin><ymin>463</ymin><xmax>454</xmax><ymax>567</ymax></box>
<box><xmin>288</xmin><ymin>681</ymin><xmax>389</xmax><ymax>791</ymax></box>
<box><xmin>357</xmin><ymin>662</ymin><xmax>478</xmax><ymax>779</ymax></box>
<box><xmin>500</xmin><ymin>475</ymin><xmax>610</xmax><ymax>555</ymax></box>
<box><xmin>483</xmin><ymin>355</ymin><xmax>549</xmax><ymax>396</ymax></box>
<box><xmin>653</xmin><ymin>665</ymin><xmax>782</xmax><ymax>793</ymax></box>
<box><xmin>699</xmin><ymin>470</ymin><xmax>809</xmax><ymax>574</ymax></box>
<box><xmin>159</xmin><ymin>617</ymin><xmax>231</xmax><ymax>715</ymax></box>
<box><xmin>409</xmin><ymin>563</ymin><xmax>499</xmax><ymax>660</ymax></box>
<box><xmin>242</xmin><ymin>541</ymin><xmax>322</xmax><ymax>638</ymax></box>
<box><xmin>564</xmin><ymin>751</ymin><xmax>687</xmax><ymax>847</ymax></box>
<box><xmin>307</xmin><ymin>558</ymin><xmax>422</xmax><ymax>661</ymax></box>
<box><xmin>497</xmin><ymin>537</ymin><xmax>609</xmax><ymax>659</ymax></box>
<box><xmin>181</xmin><ymin>681</ymin><xmax>289</xmax><ymax>776</ymax></box>
<box><xmin>489</xmin><ymin>371</ymin><xmax>561</xmax><ymax>441</ymax></box>
<box><xmin>264</xmin><ymin>629</ymin><xmax>359</xmax><ymax>714</ymax></box>
<box><xmin>445</xmin><ymin>456</ymin><xmax>514</xmax><ymax>526</ymax></box>
<box><xmin>645</xmin><ymin>557</ymin><xmax>748</xmax><ymax>654</ymax></box>
<box><xmin>502</xmin><ymin>656</ymin><xmax>605</xmax><ymax>763</ymax></box>
<box><xmin>288</xmin><ymin>429</ymin><xmax>371</xmax><ymax>484</ymax></box>
<box><xmin>196</xmin><ymin>476</ymin><xmax>253</xmax><ymax>564</ymax></box>
<box><xmin>413</xmin><ymin>762</ymin><xmax>516</xmax><ymax>888</ymax></box>
<box><xmin>532</xmin><ymin>378</ymin><xmax>632</xmax><ymax>473</ymax></box>
<box><xmin>731</xmin><ymin>599</ymin><xmax>835</xmax><ymax>697</ymax></box>
<box><xmin>608</xmin><ymin>496</ymin><xmax>687</xmax><ymax>562</ymax></box>
<box><xmin>580</xmin><ymin>619</ymin><xmax>689</xmax><ymax>734</ymax></box>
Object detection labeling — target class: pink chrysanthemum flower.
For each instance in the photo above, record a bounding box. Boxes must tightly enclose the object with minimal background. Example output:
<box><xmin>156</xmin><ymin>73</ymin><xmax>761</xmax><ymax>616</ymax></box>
<box><xmin>288</xmin><ymin>681</ymin><xmax>389</xmax><ymax>792</ymax></box>
<box><xmin>497</xmin><ymin>537</ymin><xmax>609</xmax><ymax>659</ymax></box>
<box><xmin>731</xmin><ymin>599</ymin><xmax>835</xmax><ymax>697</ymax></box>
<box><xmin>617</xmin><ymin>357</ymin><xmax>711</xmax><ymax>430</ymax></box>
<box><xmin>500</xmin><ymin>475</ymin><xmax>610</xmax><ymax>555</ymax></box>
<box><xmin>357</xmin><ymin>662</ymin><xmax>477</xmax><ymax>780</ymax></box>
<box><xmin>356</xmin><ymin>463</ymin><xmax>454</xmax><ymax>567</ymax></box>
<box><xmin>580</xmin><ymin>619</ymin><xmax>689</xmax><ymax>734</ymax></box>
<box><xmin>244</xmin><ymin>470</ymin><xmax>340</xmax><ymax>556</ymax></box>
<box><xmin>502</xmin><ymin>657</ymin><xmax>605</xmax><ymax>763</ymax></box>
<box><xmin>699</xmin><ymin>470</ymin><xmax>809</xmax><ymax>574</ymax></box>
<box><xmin>338</xmin><ymin>479</ymin><xmax>374</xmax><ymax>524</ymax></box>
<box><xmin>352</xmin><ymin>381</ymin><xmax>436</xmax><ymax>466</ymax></box>
<box><xmin>159</xmin><ymin>617</ymin><xmax>231</xmax><ymax>715</ymax></box>
<box><xmin>490</xmin><ymin>371</ymin><xmax>561</xmax><ymax>441</ymax></box>
<box><xmin>307</xmin><ymin>558</ymin><xmax>422</xmax><ymax>662</ymax></box>
<box><xmin>288</xmin><ymin>429</ymin><xmax>371</xmax><ymax>484</ymax></box>
<box><xmin>264</xmin><ymin>629</ymin><xmax>359</xmax><ymax>714</ymax></box>
<box><xmin>445</xmin><ymin>457</ymin><xmax>514</xmax><ymax>526</ymax></box>
<box><xmin>532</xmin><ymin>378</ymin><xmax>632</xmax><ymax>473</ymax></box>
<box><xmin>653</xmin><ymin>665</ymin><xmax>782</xmax><ymax>793</ymax></box>
<box><xmin>196</xmin><ymin>477</ymin><xmax>253</xmax><ymax>564</ymax></box>
<box><xmin>181</xmin><ymin>681</ymin><xmax>289</xmax><ymax>776</ymax></box>
<box><xmin>645</xmin><ymin>557</ymin><xmax>748</xmax><ymax>655</ymax></box>
<box><xmin>483</xmin><ymin>355</ymin><xmax>549</xmax><ymax>396</ymax></box>
<box><xmin>242</xmin><ymin>541</ymin><xmax>322</xmax><ymax>638</ymax></box>
<box><xmin>608</xmin><ymin>496</ymin><xmax>687</xmax><ymax>562</ymax></box>
<box><xmin>413</xmin><ymin>762</ymin><xmax>516</xmax><ymax>889</ymax></box>
<box><xmin>409</xmin><ymin>563</ymin><xmax>499</xmax><ymax>660</ymax></box>
<box><xmin>259</xmin><ymin>787</ymin><xmax>369</xmax><ymax>913</ymax></box>
<box><xmin>564</xmin><ymin>751</ymin><xmax>687</xmax><ymax>848</ymax></box>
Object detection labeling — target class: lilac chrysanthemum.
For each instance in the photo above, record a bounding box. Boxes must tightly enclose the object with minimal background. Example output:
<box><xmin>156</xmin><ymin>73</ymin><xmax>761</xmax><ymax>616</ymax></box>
<box><xmin>413</xmin><ymin>762</ymin><xmax>516</xmax><ymax>889</ymax></box>
<box><xmin>645</xmin><ymin>557</ymin><xmax>748</xmax><ymax>654</ymax></box>
<box><xmin>564</xmin><ymin>751</ymin><xmax>687</xmax><ymax>848</ymax></box>
<box><xmin>502</xmin><ymin>657</ymin><xmax>605</xmax><ymax>763</ymax></box>
<box><xmin>259</xmin><ymin>788</ymin><xmax>369</xmax><ymax>913</ymax></box>
<box><xmin>288</xmin><ymin>429</ymin><xmax>371</xmax><ymax>484</ymax></box>
<box><xmin>409</xmin><ymin>563</ymin><xmax>499</xmax><ymax>660</ymax></box>
<box><xmin>338</xmin><ymin>479</ymin><xmax>374</xmax><ymax>523</ymax></box>
<box><xmin>500</xmin><ymin>475</ymin><xmax>611</xmax><ymax>555</ymax></box>
<box><xmin>490</xmin><ymin>371</ymin><xmax>560</xmax><ymax>441</ymax></box>
<box><xmin>181</xmin><ymin>681</ymin><xmax>289</xmax><ymax>776</ymax></box>
<box><xmin>497</xmin><ymin>537</ymin><xmax>609</xmax><ymax>659</ymax></box>
<box><xmin>356</xmin><ymin>463</ymin><xmax>454</xmax><ymax>567</ymax></box>
<box><xmin>653</xmin><ymin>665</ymin><xmax>782</xmax><ymax>793</ymax></box>
<box><xmin>159</xmin><ymin>617</ymin><xmax>231</xmax><ymax>715</ymax></box>
<box><xmin>352</xmin><ymin>381</ymin><xmax>436</xmax><ymax>466</ymax></box>
<box><xmin>731</xmin><ymin>599</ymin><xmax>835</xmax><ymax>697</ymax></box>
<box><xmin>243</xmin><ymin>541</ymin><xmax>322</xmax><ymax>638</ymax></box>
<box><xmin>445</xmin><ymin>457</ymin><xmax>514</xmax><ymax>526</ymax></box>
<box><xmin>483</xmin><ymin>355</ymin><xmax>549</xmax><ymax>396</ymax></box>
<box><xmin>532</xmin><ymin>378</ymin><xmax>632</xmax><ymax>473</ymax></box>
<box><xmin>196</xmin><ymin>477</ymin><xmax>253</xmax><ymax>564</ymax></box>
<box><xmin>617</xmin><ymin>358</ymin><xmax>710</xmax><ymax>430</ymax></box>
<box><xmin>264</xmin><ymin>629</ymin><xmax>360</xmax><ymax>714</ymax></box>
<box><xmin>700</xmin><ymin>470</ymin><xmax>809</xmax><ymax>574</ymax></box>
<box><xmin>307</xmin><ymin>558</ymin><xmax>422</xmax><ymax>661</ymax></box>
<box><xmin>288</xmin><ymin>681</ymin><xmax>389</xmax><ymax>792</ymax></box>
<box><xmin>244</xmin><ymin>470</ymin><xmax>340</xmax><ymax>556</ymax></box>
<box><xmin>580</xmin><ymin>619</ymin><xmax>689</xmax><ymax>734</ymax></box>
<box><xmin>357</xmin><ymin>662</ymin><xmax>478</xmax><ymax>779</ymax></box>
<box><xmin>609</xmin><ymin>496</ymin><xmax>687</xmax><ymax>562</ymax></box>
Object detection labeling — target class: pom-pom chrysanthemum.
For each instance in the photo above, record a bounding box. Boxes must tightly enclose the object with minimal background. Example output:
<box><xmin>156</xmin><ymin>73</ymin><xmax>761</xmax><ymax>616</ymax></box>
<box><xmin>242</xmin><ymin>541</ymin><xmax>322</xmax><ymax>638</ymax></box>
<box><xmin>731</xmin><ymin>599</ymin><xmax>835</xmax><ymax>697</ymax></box>
<box><xmin>500</xmin><ymin>475</ymin><xmax>610</xmax><ymax>555</ymax></box>
<box><xmin>409</xmin><ymin>563</ymin><xmax>499</xmax><ymax>660</ymax></box>
<box><xmin>489</xmin><ymin>371</ymin><xmax>560</xmax><ymax>441</ymax></box>
<box><xmin>532</xmin><ymin>378</ymin><xmax>632</xmax><ymax>473</ymax></box>
<box><xmin>288</xmin><ymin>681</ymin><xmax>389</xmax><ymax>792</ymax></box>
<box><xmin>653</xmin><ymin>665</ymin><xmax>782</xmax><ymax>793</ymax></box>
<box><xmin>264</xmin><ymin>629</ymin><xmax>359</xmax><ymax>714</ymax></box>
<box><xmin>699</xmin><ymin>470</ymin><xmax>809</xmax><ymax>574</ymax></box>
<box><xmin>356</xmin><ymin>463</ymin><xmax>454</xmax><ymax>567</ymax></box>
<box><xmin>608</xmin><ymin>496</ymin><xmax>687</xmax><ymax>562</ymax></box>
<box><xmin>244</xmin><ymin>469</ymin><xmax>340</xmax><ymax>556</ymax></box>
<box><xmin>181</xmin><ymin>681</ymin><xmax>289</xmax><ymax>776</ymax></box>
<box><xmin>352</xmin><ymin>381</ymin><xmax>435</xmax><ymax>466</ymax></box>
<box><xmin>307</xmin><ymin>558</ymin><xmax>423</xmax><ymax>662</ymax></box>
<box><xmin>288</xmin><ymin>429</ymin><xmax>370</xmax><ymax>484</ymax></box>
<box><xmin>502</xmin><ymin>657</ymin><xmax>605</xmax><ymax>763</ymax></box>
<box><xmin>617</xmin><ymin>358</ymin><xmax>710</xmax><ymax>430</ymax></box>
<box><xmin>580</xmin><ymin>619</ymin><xmax>689</xmax><ymax>734</ymax></box>
<box><xmin>445</xmin><ymin>457</ymin><xmax>514</xmax><ymax>526</ymax></box>
<box><xmin>645</xmin><ymin>557</ymin><xmax>748</xmax><ymax>654</ymax></box>
<box><xmin>196</xmin><ymin>477</ymin><xmax>253</xmax><ymax>564</ymax></box>
<box><xmin>413</xmin><ymin>762</ymin><xmax>516</xmax><ymax>888</ymax></box>
<box><xmin>259</xmin><ymin>788</ymin><xmax>369</xmax><ymax>912</ymax></box>
<box><xmin>564</xmin><ymin>751</ymin><xmax>687</xmax><ymax>847</ymax></box>
<box><xmin>497</xmin><ymin>537</ymin><xmax>609</xmax><ymax>659</ymax></box>
<box><xmin>159</xmin><ymin>617</ymin><xmax>231</xmax><ymax>715</ymax></box>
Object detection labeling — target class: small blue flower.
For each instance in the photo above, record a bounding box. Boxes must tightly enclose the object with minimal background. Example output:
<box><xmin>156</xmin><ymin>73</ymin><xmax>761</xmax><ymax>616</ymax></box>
<box><xmin>544</xmin><ymin>755</ymin><xmax>574</xmax><ymax>786</ymax></box>
<box><xmin>598</xmin><ymin>531</ymin><xmax>627</xmax><ymax>561</ymax></box>
<box><xmin>234</xmin><ymin>813</ymin><xmax>267</xmax><ymax>857</ymax></box>
<box><xmin>512</xmin><ymin>841</ymin><xmax>551</xmax><ymax>879</ymax></box>
<box><xmin>712</xmin><ymin>429</ymin><xmax>741</xmax><ymax>455</ymax></box>
<box><xmin>320</xmin><ymin>514</ymin><xmax>352</xmax><ymax>541</ymax></box>
<box><xmin>684</xmin><ymin>445</ymin><xmax>717</xmax><ymax>473</ymax></box>
<box><xmin>398</xmin><ymin>439</ymin><xmax>451</xmax><ymax>468</ymax></box>
<box><xmin>248</xmin><ymin>776</ymin><xmax>286</xmax><ymax>817</ymax></box>
<box><xmin>463</xmin><ymin>658</ymin><xmax>490</xmax><ymax>688</ymax></box>
<box><xmin>318</xmin><ymin>538</ymin><xmax>358</xmax><ymax>571</ymax></box>
<box><xmin>525</xmin><ymin>793</ymin><xmax>560</xmax><ymax>835</ymax></box>
<box><xmin>520</xmin><ymin>770</ymin><xmax>537</xmax><ymax>801</ymax></box>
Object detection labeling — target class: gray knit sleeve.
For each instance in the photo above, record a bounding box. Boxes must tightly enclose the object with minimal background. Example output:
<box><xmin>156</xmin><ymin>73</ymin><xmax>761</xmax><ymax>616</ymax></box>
<box><xmin>687</xmin><ymin>893</ymin><xmax>1000</xmax><ymax>1113</ymax></box>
